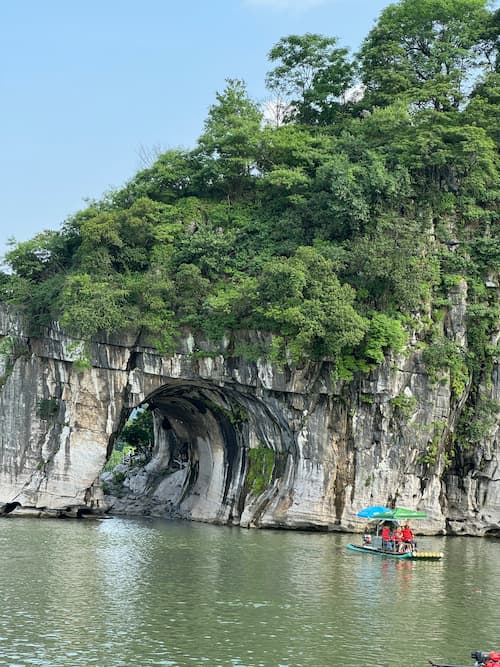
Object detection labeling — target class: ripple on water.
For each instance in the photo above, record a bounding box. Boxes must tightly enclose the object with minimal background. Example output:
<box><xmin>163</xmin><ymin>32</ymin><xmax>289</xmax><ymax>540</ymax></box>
<box><xmin>0</xmin><ymin>519</ymin><xmax>498</xmax><ymax>666</ymax></box>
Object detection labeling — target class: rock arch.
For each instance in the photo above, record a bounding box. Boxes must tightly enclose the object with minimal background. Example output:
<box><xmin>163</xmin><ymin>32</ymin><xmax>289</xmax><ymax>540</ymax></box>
<box><xmin>113</xmin><ymin>378</ymin><xmax>297</xmax><ymax>526</ymax></box>
<box><xmin>0</xmin><ymin>307</ymin><xmax>311</xmax><ymax>527</ymax></box>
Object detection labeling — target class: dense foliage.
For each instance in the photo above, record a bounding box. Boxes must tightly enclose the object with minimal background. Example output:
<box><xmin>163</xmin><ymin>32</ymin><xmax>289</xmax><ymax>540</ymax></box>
<box><xmin>1</xmin><ymin>0</ymin><xmax>498</xmax><ymax>386</ymax></box>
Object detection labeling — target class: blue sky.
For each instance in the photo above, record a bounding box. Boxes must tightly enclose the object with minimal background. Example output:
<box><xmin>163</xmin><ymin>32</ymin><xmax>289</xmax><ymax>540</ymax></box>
<box><xmin>0</xmin><ymin>0</ymin><xmax>394</xmax><ymax>261</ymax></box>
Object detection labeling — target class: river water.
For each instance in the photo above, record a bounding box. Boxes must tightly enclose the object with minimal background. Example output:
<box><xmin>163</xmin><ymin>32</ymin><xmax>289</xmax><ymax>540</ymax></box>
<box><xmin>0</xmin><ymin>517</ymin><xmax>498</xmax><ymax>667</ymax></box>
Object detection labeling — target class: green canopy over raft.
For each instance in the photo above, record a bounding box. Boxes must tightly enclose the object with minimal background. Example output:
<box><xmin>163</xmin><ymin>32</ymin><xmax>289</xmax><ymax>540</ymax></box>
<box><xmin>371</xmin><ymin>507</ymin><xmax>429</xmax><ymax>520</ymax></box>
<box><xmin>346</xmin><ymin>506</ymin><xmax>444</xmax><ymax>560</ymax></box>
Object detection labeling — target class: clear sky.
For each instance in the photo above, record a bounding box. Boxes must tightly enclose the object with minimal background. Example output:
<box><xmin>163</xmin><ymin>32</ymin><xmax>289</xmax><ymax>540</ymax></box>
<box><xmin>0</xmin><ymin>0</ymin><xmax>395</xmax><ymax>262</ymax></box>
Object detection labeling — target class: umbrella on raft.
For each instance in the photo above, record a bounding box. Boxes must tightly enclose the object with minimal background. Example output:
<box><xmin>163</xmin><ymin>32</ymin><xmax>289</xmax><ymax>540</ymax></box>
<box><xmin>357</xmin><ymin>505</ymin><xmax>391</xmax><ymax>518</ymax></box>
<box><xmin>371</xmin><ymin>507</ymin><xmax>428</xmax><ymax>520</ymax></box>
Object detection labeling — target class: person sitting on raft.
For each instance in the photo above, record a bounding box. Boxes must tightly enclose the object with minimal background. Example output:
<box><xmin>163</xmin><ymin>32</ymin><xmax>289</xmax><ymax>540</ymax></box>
<box><xmin>391</xmin><ymin>526</ymin><xmax>404</xmax><ymax>552</ymax></box>
<box><xmin>402</xmin><ymin>524</ymin><xmax>415</xmax><ymax>548</ymax></box>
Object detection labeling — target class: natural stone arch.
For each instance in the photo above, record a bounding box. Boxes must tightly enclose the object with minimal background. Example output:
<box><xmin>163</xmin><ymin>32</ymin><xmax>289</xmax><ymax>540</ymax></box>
<box><xmin>108</xmin><ymin>378</ymin><xmax>297</xmax><ymax>527</ymax></box>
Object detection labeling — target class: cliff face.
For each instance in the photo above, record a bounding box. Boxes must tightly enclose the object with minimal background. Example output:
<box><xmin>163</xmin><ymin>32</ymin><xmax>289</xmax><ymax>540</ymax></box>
<box><xmin>0</xmin><ymin>300</ymin><xmax>498</xmax><ymax>535</ymax></box>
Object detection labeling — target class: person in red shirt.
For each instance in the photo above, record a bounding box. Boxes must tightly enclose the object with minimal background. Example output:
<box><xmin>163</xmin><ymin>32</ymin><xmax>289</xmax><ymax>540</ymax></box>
<box><xmin>381</xmin><ymin>524</ymin><xmax>391</xmax><ymax>551</ymax></box>
<box><xmin>402</xmin><ymin>523</ymin><xmax>415</xmax><ymax>547</ymax></box>
<box><xmin>392</xmin><ymin>526</ymin><xmax>403</xmax><ymax>551</ymax></box>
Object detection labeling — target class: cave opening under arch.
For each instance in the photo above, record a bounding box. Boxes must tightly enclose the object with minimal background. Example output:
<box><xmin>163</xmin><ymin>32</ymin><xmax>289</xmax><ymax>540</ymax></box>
<box><xmin>104</xmin><ymin>379</ymin><xmax>295</xmax><ymax>526</ymax></box>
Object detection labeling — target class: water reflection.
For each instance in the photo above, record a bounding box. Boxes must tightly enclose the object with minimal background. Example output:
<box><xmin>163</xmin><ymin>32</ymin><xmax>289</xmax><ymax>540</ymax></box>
<box><xmin>0</xmin><ymin>518</ymin><xmax>498</xmax><ymax>667</ymax></box>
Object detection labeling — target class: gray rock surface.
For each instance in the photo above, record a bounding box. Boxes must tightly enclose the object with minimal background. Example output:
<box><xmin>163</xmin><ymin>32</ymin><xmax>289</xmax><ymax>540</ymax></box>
<box><xmin>0</xmin><ymin>303</ymin><xmax>498</xmax><ymax>535</ymax></box>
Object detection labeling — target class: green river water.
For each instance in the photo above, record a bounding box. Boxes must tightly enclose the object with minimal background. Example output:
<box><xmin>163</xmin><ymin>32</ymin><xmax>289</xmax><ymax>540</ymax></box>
<box><xmin>0</xmin><ymin>517</ymin><xmax>498</xmax><ymax>667</ymax></box>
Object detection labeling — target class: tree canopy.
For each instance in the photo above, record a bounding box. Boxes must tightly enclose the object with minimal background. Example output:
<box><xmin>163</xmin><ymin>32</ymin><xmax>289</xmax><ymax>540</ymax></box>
<box><xmin>358</xmin><ymin>0</ymin><xmax>495</xmax><ymax>110</ymax></box>
<box><xmin>265</xmin><ymin>33</ymin><xmax>355</xmax><ymax>124</ymax></box>
<box><xmin>1</xmin><ymin>0</ymin><xmax>498</xmax><ymax>388</ymax></box>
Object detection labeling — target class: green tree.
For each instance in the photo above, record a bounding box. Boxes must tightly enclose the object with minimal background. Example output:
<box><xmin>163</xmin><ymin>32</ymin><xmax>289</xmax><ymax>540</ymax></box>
<box><xmin>171</xmin><ymin>224</ymin><xmax>239</xmax><ymax>280</ymax></box>
<box><xmin>466</xmin><ymin>71</ymin><xmax>500</xmax><ymax>146</ymax></box>
<box><xmin>120</xmin><ymin>408</ymin><xmax>154</xmax><ymax>458</ymax></box>
<box><xmin>73</xmin><ymin>197</ymin><xmax>167</xmax><ymax>275</ymax></box>
<box><xmin>117</xmin><ymin>149</ymin><xmax>201</xmax><ymax>205</ymax></box>
<box><xmin>344</xmin><ymin>215</ymin><xmax>439</xmax><ymax>312</ymax></box>
<box><xmin>172</xmin><ymin>263</ymin><xmax>211</xmax><ymax>327</ymax></box>
<box><xmin>352</xmin><ymin>100</ymin><xmax>497</xmax><ymax>214</ymax></box>
<box><xmin>123</xmin><ymin>271</ymin><xmax>177</xmax><ymax>352</ymax></box>
<box><xmin>254</xmin><ymin>246</ymin><xmax>368</xmax><ymax>362</ymax></box>
<box><xmin>266</xmin><ymin>33</ymin><xmax>355</xmax><ymax>124</ymax></box>
<box><xmin>4</xmin><ymin>230</ymin><xmax>70</xmax><ymax>282</ymax></box>
<box><xmin>358</xmin><ymin>0</ymin><xmax>494</xmax><ymax>110</ymax></box>
<box><xmin>60</xmin><ymin>273</ymin><xmax>128</xmax><ymax>338</ymax></box>
<box><xmin>197</xmin><ymin>79</ymin><xmax>262</xmax><ymax>200</ymax></box>
<box><xmin>256</xmin><ymin>124</ymin><xmax>335</xmax><ymax>212</ymax></box>
<box><xmin>305</xmin><ymin>153</ymin><xmax>371</xmax><ymax>241</ymax></box>
<box><xmin>2</xmin><ymin>231</ymin><xmax>77</xmax><ymax>330</ymax></box>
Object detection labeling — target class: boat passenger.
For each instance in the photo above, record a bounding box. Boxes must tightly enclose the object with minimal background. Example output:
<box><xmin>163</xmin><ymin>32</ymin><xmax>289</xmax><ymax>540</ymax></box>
<box><xmin>381</xmin><ymin>525</ymin><xmax>391</xmax><ymax>551</ymax></box>
<box><xmin>391</xmin><ymin>526</ymin><xmax>403</xmax><ymax>552</ymax></box>
<box><xmin>402</xmin><ymin>524</ymin><xmax>415</xmax><ymax>547</ymax></box>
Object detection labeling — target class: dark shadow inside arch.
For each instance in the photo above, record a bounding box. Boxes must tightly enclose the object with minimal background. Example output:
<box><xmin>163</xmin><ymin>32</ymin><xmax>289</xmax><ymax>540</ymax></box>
<box><xmin>0</xmin><ymin>501</ymin><xmax>21</xmax><ymax>515</ymax></box>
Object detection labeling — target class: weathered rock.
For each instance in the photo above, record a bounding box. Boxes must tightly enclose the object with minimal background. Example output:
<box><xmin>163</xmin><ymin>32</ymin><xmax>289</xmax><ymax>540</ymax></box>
<box><xmin>0</xmin><ymin>303</ymin><xmax>498</xmax><ymax>535</ymax></box>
